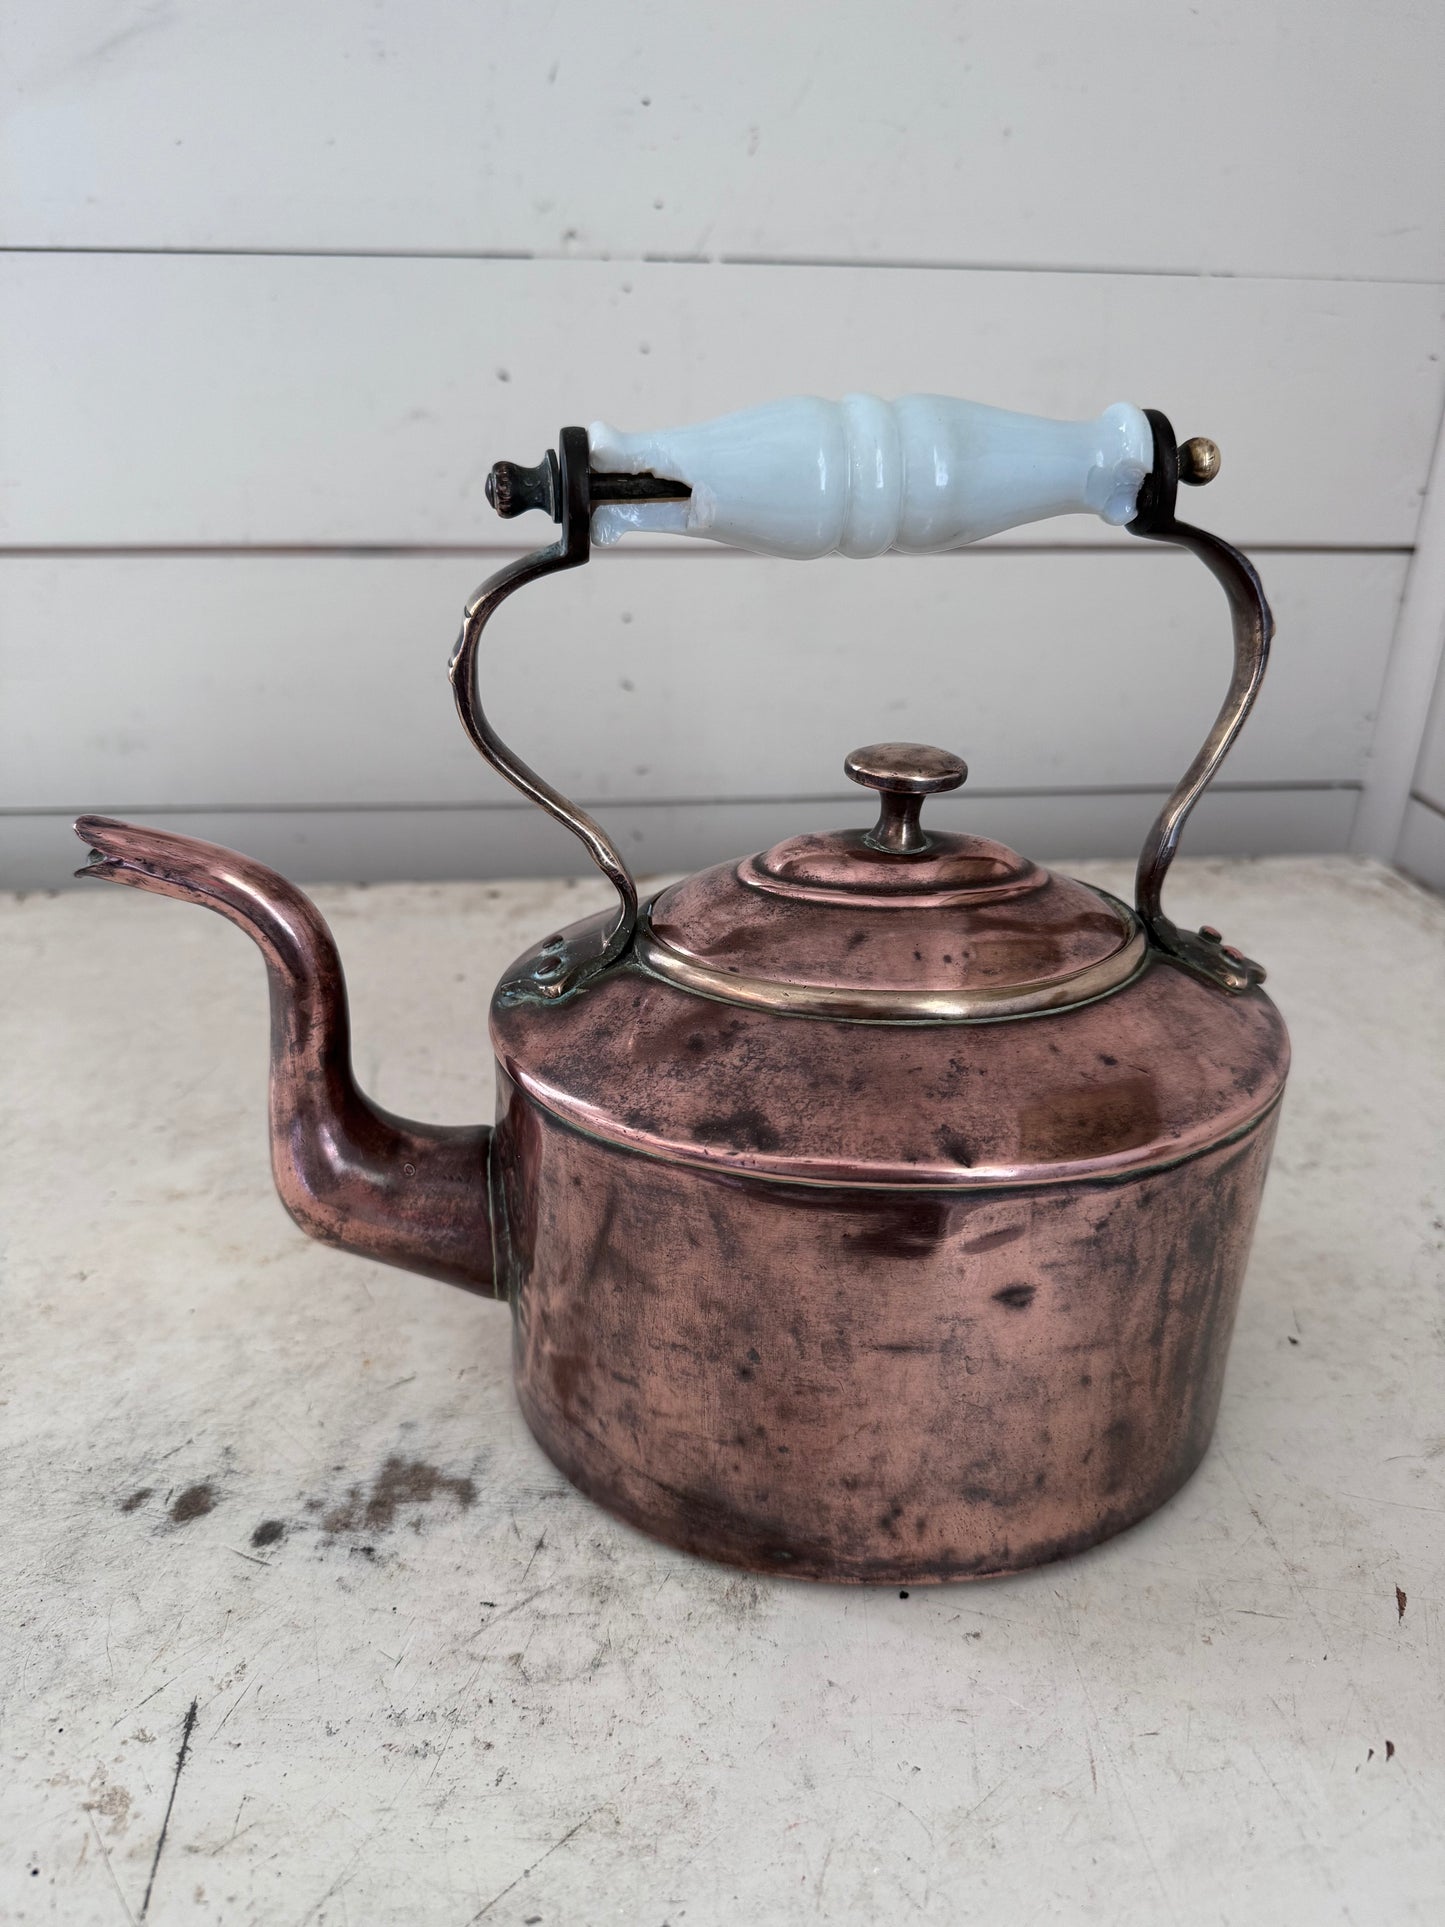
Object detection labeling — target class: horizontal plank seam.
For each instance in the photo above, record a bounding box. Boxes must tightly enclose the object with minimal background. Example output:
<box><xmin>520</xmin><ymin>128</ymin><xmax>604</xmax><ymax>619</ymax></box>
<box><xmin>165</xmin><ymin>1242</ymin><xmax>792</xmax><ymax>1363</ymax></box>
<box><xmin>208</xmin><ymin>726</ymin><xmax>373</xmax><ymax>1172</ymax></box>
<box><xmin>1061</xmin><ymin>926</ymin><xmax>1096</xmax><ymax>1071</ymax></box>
<box><xmin>0</xmin><ymin>544</ymin><xmax>1414</xmax><ymax>561</ymax></box>
<box><xmin>1409</xmin><ymin>788</ymin><xmax>1445</xmax><ymax>820</ymax></box>
<box><xmin>3</xmin><ymin>243</ymin><xmax>1444</xmax><ymax>289</ymax></box>
<box><xmin>19</xmin><ymin>781</ymin><xmax>1363</xmax><ymax>819</ymax></box>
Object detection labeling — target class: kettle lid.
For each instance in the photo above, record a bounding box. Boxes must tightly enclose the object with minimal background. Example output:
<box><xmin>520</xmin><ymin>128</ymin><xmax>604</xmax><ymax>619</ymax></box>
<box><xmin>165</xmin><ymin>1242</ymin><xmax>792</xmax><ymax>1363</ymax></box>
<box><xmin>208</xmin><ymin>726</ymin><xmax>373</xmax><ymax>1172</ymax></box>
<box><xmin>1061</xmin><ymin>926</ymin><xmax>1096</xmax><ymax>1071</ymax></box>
<box><xmin>638</xmin><ymin>743</ymin><xmax>1145</xmax><ymax>1021</ymax></box>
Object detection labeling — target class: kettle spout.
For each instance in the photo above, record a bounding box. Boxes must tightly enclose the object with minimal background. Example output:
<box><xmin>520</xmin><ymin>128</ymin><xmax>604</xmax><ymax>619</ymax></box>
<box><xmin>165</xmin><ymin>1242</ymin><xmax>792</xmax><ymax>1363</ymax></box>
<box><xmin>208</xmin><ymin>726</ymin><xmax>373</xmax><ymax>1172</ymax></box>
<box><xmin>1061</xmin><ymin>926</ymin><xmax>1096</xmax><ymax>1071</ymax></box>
<box><xmin>74</xmin><ymin>817</ymin><xmax>497</xmax><ymax>1296</ymax></box>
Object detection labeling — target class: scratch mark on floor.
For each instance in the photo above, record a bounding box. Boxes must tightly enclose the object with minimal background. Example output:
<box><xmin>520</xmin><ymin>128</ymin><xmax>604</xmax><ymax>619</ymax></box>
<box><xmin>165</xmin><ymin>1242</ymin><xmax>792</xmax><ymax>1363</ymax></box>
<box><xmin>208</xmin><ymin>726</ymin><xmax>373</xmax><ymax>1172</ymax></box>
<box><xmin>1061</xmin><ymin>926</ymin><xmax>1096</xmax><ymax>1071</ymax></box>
<box><xmin>211</xmin><ymin>1675</ymin><xmax>257</xmax><ymax>1739</ymax></box>
<box><xmin>476</xmin><ymin>1582</ymin><xmax>556</xmax><ymax>1637</ymax></box>
<box><xmin>109</xmin><ymin>1679</ymin><xmax>174</xmax><ymax>1730</ymax></box>
<box><xmin>139</xmin><ymin>1697</ymin><xmax>199</xmax><ymax>1920</ymax></box>
<box><xmin>519</xmin><ymin>1530</ymin><xmax>547</xmax><ymax>1587</ymax></box>
<box><xmin>1056</xmin><ymin>1600</ymin><xmax>1177</xmax><ymax>1920</ymax></box>
<box><xmin>296</xmin><ymin>1758</ymin><xmax>430</xmax><ymax>1924</ymax></box>
<box><xmin>228</xmin><ymin>1795</ymin><xmax>250</xmax><ymax>1843</ymax></box>
<box><xmin>814</xmin><ymin>1834</ymin><xmax>836</xmax><ymax>1912</ymax></box>
<box><xmin>1217</xmin><ymin>1449</ymin><xmax>1331</xmax><ymax>1649</ymax></box>
<box><xmin>875</xmin><ymin>1790</ymin><xmax>936</xmax><ymax>1848</ymax></box>
<box><xmin>86</xmin><ymin>1807</ymin><xmax>137</xmax><ymax>1926</ymax></box>
<box><xmin>1338</xmin><ymin>1493</ymin><xmax>1443</xmax><ymax>1515</ymax></box>
<box><xmin>953</xmin><ymin>1774</ymin><xmax>1007</xmax><ymax>1832</ymax></box>
<box><xmin>468</xmin><ymin>1808</ymin><xmax>602</xmax><ymax>1921</ymax></box>
<box><xmin>422</xmin><ymin>1658</ymin><xmax>488</xmax><ymax>1791</ymax></box>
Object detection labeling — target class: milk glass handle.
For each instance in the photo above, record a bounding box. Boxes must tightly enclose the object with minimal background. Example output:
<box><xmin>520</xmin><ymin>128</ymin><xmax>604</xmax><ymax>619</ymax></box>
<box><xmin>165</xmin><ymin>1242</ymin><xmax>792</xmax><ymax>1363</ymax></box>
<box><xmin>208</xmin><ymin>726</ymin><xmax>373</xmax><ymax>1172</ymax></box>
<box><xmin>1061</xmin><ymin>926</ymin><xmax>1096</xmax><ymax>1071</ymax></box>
<box><xmin>587</xmin><ymin>395</ymin><xmax>1154</xmax><ymax>557</ymax></box>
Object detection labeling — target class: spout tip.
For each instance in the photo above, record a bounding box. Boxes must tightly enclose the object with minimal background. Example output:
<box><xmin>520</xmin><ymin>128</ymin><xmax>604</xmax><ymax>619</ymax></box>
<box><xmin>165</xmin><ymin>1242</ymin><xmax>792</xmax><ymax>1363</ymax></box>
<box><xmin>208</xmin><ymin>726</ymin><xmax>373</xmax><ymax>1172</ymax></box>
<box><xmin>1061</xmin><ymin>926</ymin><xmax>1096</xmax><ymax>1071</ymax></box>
<box><xmin>73</xmin><ymin>815</ymin><xmax>125</xmax><ymax>882</ymax></box>
<box><xmin>67</xmin><ymin>815</ymin><xmax>317</xmax><ymax>919</ymax></box>
<box><xmin>73</xmin><ymin>814</ymin><xmax>140</xmax><ymax>883</ymax></box>
<box><xmin>70</xmin><ymin>814</ymin><xmax>200</xmax><ymax>894</ymax></box>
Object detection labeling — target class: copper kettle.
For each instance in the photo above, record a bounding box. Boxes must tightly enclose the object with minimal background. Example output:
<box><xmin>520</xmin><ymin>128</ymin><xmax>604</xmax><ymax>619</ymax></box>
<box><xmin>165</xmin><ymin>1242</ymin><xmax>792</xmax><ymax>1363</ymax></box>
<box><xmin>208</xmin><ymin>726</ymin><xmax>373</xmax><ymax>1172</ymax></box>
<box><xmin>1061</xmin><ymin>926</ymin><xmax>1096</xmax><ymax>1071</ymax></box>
<box><xmin>76</xmin><ymin>394</ymin><xmax>1287</xmax><ymax>1583</ymax></box>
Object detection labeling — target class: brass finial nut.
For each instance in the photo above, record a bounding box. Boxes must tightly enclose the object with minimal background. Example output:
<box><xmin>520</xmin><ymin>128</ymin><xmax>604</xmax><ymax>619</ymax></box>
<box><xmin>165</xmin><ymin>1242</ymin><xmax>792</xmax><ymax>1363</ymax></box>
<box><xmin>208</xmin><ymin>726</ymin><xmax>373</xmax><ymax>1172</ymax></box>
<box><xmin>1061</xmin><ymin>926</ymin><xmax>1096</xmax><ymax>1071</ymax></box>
<box><xmin>1178</xmin><ymin>437</ymin><xmax>1222</xmax><ymax>486</ymax></box>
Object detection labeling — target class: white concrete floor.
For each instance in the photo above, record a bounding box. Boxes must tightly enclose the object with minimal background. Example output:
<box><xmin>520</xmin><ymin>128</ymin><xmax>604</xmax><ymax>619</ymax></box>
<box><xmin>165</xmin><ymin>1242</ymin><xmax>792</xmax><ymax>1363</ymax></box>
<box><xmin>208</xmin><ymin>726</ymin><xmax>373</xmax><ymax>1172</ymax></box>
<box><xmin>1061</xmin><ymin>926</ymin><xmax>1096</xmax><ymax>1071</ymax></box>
<box><xmin>2</xmin><ymin>855</ymin><xmax>1442</xmax><ymax>1926</ymax></box>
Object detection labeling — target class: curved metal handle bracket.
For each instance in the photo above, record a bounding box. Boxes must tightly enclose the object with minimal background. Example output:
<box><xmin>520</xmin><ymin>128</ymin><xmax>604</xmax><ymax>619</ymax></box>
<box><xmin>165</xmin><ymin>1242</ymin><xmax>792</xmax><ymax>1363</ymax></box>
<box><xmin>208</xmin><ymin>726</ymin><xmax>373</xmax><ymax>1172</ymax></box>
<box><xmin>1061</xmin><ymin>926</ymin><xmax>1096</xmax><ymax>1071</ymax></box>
<box><xmin>1127</xmin><ymin>411</ymin><xmax>1274</xmax><ymax>993</ymax></box>
<box><xmin>450</xmin><ymin>428</ymin><xmax>636</xmax><ymax>1004</ymax></box>
<box><xmin>450</xmin><ymin>429</ymin><xmax>692</xmax><ymax>1003</ymax></box>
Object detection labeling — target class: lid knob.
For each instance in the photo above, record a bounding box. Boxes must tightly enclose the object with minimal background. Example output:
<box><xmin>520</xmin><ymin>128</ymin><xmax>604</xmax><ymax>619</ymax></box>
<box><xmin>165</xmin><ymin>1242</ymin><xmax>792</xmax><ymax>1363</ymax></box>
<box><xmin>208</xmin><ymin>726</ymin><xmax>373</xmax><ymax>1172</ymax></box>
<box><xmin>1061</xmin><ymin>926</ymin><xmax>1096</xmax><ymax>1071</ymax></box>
<box><xmin>845</xmin><ymin>742</ymin><xmax>968</xmax><ymax>855</ymax></box>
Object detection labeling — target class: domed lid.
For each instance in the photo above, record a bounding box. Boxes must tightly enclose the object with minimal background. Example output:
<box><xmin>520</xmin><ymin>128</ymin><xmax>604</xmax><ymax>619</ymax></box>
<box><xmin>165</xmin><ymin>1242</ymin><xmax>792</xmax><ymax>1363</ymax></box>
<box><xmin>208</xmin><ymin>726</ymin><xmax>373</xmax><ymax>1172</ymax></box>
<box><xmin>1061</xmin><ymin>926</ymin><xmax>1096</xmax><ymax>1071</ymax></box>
<box><xmin>636</xmin><ymin>743</ymin><xmax>1146</xmax><ymax>1022</ymax></box>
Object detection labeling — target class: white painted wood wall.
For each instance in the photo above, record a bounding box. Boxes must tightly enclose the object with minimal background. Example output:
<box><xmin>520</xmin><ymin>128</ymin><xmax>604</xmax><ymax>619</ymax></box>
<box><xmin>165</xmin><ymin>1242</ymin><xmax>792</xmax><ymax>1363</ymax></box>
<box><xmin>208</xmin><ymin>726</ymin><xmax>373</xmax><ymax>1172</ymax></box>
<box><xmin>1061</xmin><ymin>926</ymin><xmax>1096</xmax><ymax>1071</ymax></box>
<box><xmin>4</xmin><ymin>2</ymin><xmax>1445</xmax><ymax>889</ymax></box>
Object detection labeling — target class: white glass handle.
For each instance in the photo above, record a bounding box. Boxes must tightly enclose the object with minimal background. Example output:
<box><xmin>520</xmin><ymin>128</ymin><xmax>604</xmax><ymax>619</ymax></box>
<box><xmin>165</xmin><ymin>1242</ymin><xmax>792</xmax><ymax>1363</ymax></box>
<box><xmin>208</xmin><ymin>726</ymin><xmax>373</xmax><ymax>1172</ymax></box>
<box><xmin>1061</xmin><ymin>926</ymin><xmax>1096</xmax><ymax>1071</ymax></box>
<box><xmin>588</xmin><ymin>394</ymin><xmax>1153</xmax><ymax>559</ymax></box>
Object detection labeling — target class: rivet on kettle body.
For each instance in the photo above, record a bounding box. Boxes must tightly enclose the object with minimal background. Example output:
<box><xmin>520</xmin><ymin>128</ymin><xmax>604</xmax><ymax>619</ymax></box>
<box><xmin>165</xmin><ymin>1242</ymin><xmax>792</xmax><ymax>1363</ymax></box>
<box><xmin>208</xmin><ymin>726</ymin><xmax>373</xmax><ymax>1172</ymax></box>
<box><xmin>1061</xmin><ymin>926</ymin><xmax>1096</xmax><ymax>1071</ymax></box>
<box><xmin>76</xmin><ymin>392</ymin><xmax>1287</xmax><ymax>1584</ymax></box>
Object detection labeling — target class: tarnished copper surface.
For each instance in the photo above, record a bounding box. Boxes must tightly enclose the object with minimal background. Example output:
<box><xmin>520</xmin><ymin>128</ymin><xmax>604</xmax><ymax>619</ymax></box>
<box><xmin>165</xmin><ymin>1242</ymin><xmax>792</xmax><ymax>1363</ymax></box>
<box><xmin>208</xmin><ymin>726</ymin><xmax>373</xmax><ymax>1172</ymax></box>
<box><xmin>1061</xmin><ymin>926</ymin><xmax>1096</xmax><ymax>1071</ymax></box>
<box><xmin>647</xmin><ymin>833</ymin><xmax>1140</xmax><ymax>1005</ymax></box>
<box><xmin>634</xmin><ymin>750</ymin><xmax>1151</xmax><ymax>1020</ymax></box>
<box><xmin>498</xmin><ymin>1080</ymin><xmax>1280</xmax><ymax>1581</ymax></box>
<box><xmin>74</xmin><ymin>818</ymin><xmax>497</xmax><ymax>1295</ymax></box>
<box><xmin>635</xmin><ymin>900</ymin><xmax>1149</xmax><ymax>1022</ymax></box>
<box><xmin>493</xmin><ymin>910</ymin><xmax>1288</xmax><ymax>1190</ymax></box>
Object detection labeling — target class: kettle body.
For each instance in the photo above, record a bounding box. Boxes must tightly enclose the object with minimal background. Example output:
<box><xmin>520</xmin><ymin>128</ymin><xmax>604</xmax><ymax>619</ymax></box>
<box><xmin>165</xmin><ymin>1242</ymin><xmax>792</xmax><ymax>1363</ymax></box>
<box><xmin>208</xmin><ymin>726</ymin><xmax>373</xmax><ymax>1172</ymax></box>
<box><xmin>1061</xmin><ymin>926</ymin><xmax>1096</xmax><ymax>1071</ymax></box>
<box><xmin>490</xmin><ymin>893</ymin><xmax>1286</xmax><ymax>1582</ymax></box>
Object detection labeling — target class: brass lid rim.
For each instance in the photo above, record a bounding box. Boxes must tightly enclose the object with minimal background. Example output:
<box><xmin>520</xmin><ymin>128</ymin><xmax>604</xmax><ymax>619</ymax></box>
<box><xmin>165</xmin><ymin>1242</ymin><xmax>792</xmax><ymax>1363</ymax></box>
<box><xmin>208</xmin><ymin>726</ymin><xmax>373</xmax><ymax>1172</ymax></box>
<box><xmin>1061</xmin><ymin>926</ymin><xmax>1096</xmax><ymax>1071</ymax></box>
<box><xmin>634</xmin><ymin>894</ymin><xmax>1149</xmax><ymax>1023</ymax></box>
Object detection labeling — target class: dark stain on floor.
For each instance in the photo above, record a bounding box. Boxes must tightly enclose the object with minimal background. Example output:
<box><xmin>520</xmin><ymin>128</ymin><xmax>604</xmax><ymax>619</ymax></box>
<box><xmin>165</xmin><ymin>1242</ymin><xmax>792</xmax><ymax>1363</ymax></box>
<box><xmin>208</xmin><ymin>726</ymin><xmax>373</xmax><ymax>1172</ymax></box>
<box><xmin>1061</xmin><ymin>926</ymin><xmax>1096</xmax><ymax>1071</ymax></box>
<box><xmin>322</xmin><ymin>1456</ymin><xmax>477</xmax><ymax>1536</ymax></box>
<box><xmin>119</xmin><ymin>1487</ymin><xmax>153</xmax><ymax>1513</ymax></box>
<box><xmin>168</xmin><ymin>1483</ymin><xmax>216</xmax><ymax>1525</ymax></box>
<box><xmin>250</xmin><ymin>1519</ymin><xmax>286</xmax><ymax>1548</ymax></box>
